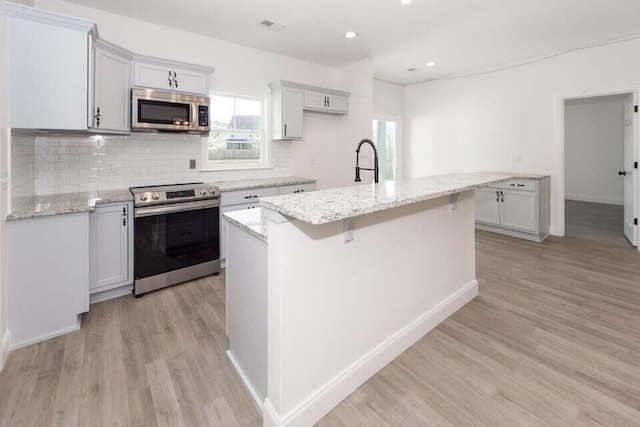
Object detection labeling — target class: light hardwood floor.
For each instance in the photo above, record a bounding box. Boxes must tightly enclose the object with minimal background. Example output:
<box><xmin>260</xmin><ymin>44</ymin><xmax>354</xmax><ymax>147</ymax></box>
<box><xmin>1</xmin><ymin>200</ymin><xmax>639</xmax><ymax>426</ymax></box>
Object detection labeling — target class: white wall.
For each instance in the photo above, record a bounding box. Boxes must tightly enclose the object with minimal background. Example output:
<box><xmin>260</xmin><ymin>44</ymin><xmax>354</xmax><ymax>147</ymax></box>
<box><xmin>0</xmin><ymin>3</ymin><xmax>10</xmax><ymax>370</ymax></box>
<box><xmin>32</xmin><ymin>0</ymin><xmax>372</xmax><ymax>191</ymax></box>
<box><xmin>373</xmin><ymin>79</ymin><xmax>404</xmax><ymax>119</ymax></box>
<box><xmin>404</xmin><ymin>37</ymin><xmax>640</xmax><ymax>235</ymax></box>
<box><xmin>565</xmin><ymin>95</ymin><xmax>626</xmax><ymax>205</ymax></box>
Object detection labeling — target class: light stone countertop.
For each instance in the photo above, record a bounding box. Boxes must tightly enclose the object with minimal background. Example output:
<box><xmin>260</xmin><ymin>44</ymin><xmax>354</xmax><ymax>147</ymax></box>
<box><xmin>7</xmin><ymin>176</ymin><xmax>316</xmax><ymax>220</ymax></box>
<box><xmin>210</xmin><ymin>176</ymin><xmax>316</xmax><ymax>192</ymax></box>
<box><xmin>7</xmin><ymin>189</ymin><xmax>134</xmax><ymax>220</ymax></box>
<box><xmin>260</xmin><ymin>172</ymin><xmax>550</xmax><ymax>225</ymax></box>
<box><xmin>223</xmin><ymin>208</ymin><xmax>267</xmax><ymax>243</ymax></box>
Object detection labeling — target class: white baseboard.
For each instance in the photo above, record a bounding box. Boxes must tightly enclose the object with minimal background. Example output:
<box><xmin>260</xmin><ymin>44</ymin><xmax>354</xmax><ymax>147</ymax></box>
<box><xmin>565</xmin><ymin>194</ymin><xmax>623</xmax><ymax>206</ymax></box>
<box><xmin>0</xmin><ymin>330</ymin><xmax>11</xmax><ymax>372</ymax></box>
<box><xmin>9</xmin><ymin>317</ymin><xmax>81</xmax><ymax>350</ymax></box>
<box><xmin>226</xmin><ymin>350</ymin><xmax>264</xmax><ymax>412</ymax></box>
<box><xmin>264</xmin><ymin>280</ymin><xmax>479</xmax><ymax>427</ymax></box>
<box><xmin>90</xmin><ymin>284</ymin><xmax>133</xmax><ymax>304</ymax></box>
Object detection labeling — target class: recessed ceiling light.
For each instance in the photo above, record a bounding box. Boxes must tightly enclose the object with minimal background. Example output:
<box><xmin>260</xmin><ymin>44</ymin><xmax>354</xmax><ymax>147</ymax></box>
<box><xmin>426</xmin><ymin>61</ymin><xmax>437</xmax><ymax>67</ymax></box>
<box><xmin>400</xmin><ymin>0</ymin><xmax>412</xmax><ymax>4</ymax></box>
<box><xmin>344</xmin><ymin>31</ymin><xmax>358</xmax><ymax>39</ymax></box>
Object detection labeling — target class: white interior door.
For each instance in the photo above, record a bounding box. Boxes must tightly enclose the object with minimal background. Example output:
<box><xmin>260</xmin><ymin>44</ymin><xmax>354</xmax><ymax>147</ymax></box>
<box><xmin>623</xmin><ymin>94</ymin><xmax>637</xmax><ymax>246</ymax></box>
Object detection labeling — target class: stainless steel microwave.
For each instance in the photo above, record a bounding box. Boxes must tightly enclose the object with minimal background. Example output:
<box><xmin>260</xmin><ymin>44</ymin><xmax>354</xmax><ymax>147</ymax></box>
<box><xmin>131</xmin><ymin>88</ymin><xmax>210</xmax><ymax>133</ymax></box>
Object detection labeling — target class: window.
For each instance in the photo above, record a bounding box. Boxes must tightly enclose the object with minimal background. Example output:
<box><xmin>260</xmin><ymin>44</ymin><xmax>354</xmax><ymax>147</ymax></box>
<box><xmin>372</xmin><ymin>119</ymin><xmax>399</xmax><ymax>181</ymax></box>
<box><xmin>203</xmin><ymin>94</ymin><xmax>269</xmax><ymax>170</ymax></box>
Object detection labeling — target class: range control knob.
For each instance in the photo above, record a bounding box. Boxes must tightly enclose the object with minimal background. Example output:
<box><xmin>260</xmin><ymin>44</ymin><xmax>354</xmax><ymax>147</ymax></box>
<box><xmin>152</xmin><ymin>193</ymin><xmax>160</xmax><ymax>200</ymax></box>
<box><xmin>209</xmin><ymin>188</ymin><xmax>215</xmax><ymax>194</ymax></box>
<box><xmin>140</xmin><ymin>194</ymin><xmax>148</xmax><ymax>201</ymax></box>
<box><xmin>200</xmin><ymin>189</ymin><xmax>207</xmax><ymax>195</ymax></box>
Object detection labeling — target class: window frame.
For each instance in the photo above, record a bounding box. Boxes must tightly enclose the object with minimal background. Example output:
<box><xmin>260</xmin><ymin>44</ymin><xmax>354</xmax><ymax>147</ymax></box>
<box><xmin>201</xmin><ymin>92</ymin><xmax>271</xmax><ymax>171</ymax></box>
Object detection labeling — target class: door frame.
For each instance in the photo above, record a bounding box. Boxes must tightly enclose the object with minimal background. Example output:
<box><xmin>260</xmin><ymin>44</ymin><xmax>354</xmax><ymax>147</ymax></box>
<box><xmin>372</xmin><ymin>115</ymin><xmax>403</xmax><ymax>181</ymax></box>
<box><xmin>556</xmin><ymin>87</ymin><xmax>639</xmax><ymax>250</ymax></box>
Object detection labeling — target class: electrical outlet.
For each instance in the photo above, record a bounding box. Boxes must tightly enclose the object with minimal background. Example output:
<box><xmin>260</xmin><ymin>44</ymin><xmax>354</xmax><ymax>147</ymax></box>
<box><xmin>107</xmin><ymin>161</ymin><xmax>116</xmax><ymax>173</ymax></box>
<box><xmin>190</xmin><ymin>159</ymin><xmax>196</xmax><ymax>169</ymax></box>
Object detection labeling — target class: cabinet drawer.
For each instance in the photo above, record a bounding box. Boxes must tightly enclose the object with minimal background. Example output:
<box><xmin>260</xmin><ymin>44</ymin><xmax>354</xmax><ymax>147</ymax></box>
<box><xmin>221</xmin><ymin>187</ymin><xmax>278</xmax><ymax>207</ymax></box>
<box><xmin>278</xmin><ymin>183</ymin><xmax>316</xmax><ymax>195</ymax></box>
<box><xmin>495</xmin><ymin>180</ymin><xmax>537</xmax><ymax>192</ymax></box>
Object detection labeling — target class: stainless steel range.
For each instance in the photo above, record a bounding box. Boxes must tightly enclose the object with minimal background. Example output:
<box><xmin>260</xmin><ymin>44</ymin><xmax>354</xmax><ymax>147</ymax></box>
<box><xmin>130</xmin><ymin>183</ymin><xmax>221</xmax><ymax>296</ymax></box>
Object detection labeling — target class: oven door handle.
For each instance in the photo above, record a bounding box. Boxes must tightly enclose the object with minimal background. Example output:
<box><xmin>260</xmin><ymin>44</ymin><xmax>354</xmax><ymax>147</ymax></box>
<box><xmin>135</xmin><ymin>199</ymin><xmax>219</xmax><ymax>218</ymax></box>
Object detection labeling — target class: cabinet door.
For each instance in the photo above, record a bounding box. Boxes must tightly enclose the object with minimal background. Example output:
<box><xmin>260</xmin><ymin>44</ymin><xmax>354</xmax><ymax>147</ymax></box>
<box><xmin>326</xmin><ymin>95</ymin><xmax>348</xmax><ymax>114</ymax></box>
<box><xmin>7</xmin><ymin>11</ymin><xmax>89</xmax><ymax>130</ymax></box>
<box><xmin>133</xmin><ymin>61</ymin><xmax>173</xmax><ymax>90</ymax></box>
<box><xmin>304</xmin><ymin>90</ymin><xmax>328</xmax><ymax>111</ymax></box>
<box><xmin>90</xmin><ymin>204</ymin><xmax>130</xmax><ymax>292</ymax></box>
<box><xmin>93</xmin><ymin>46</ymin><xmax>131</xmax><ymax>132</ymax></box>
<box><xmin>500</xmin><ymin>190</ymin><xmax>538</xmax><ymax>233</ymax></box>
<box><xmin>172</xmin><ymin>67</ymin><xmax>209</xmax><ymax>94</ymax></box>
<box><xmin>475</xmin><ymin>188</ymin><xmax>500</xmax><ymax>225</ymax></box>
<box><xmin>281</xmin><ymin>87</ymin><xmax>304</xmax><ymax>139</ymax></box>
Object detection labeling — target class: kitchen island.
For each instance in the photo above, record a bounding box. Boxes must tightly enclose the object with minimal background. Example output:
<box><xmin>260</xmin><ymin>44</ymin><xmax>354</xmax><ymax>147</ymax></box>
<box><xmin>224</xmin><ymin>172</ymin><xmax>542</xmax><ymax>427</ymax></box>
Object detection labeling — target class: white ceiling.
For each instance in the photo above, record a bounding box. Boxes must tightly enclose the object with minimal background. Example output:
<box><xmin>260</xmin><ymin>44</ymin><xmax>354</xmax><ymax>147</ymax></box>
<box><xmin>63</xmin><ymin>0</ymin><xmax>640</xmax><ymax>85</ymax></box>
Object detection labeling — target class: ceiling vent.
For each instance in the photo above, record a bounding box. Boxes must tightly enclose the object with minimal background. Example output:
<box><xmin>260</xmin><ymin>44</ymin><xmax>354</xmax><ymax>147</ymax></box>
<box><xmin>258</xmin><ymin>19</ymin><xmax>286</xmax><ymax>32</ymax></box>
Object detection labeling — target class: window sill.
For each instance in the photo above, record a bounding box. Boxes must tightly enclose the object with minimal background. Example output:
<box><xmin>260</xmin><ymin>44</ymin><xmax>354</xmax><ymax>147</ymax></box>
<box><xmin>200</xmin><ymin>162</ymin><xmax>272</xmax><ymax>172</ymax></box>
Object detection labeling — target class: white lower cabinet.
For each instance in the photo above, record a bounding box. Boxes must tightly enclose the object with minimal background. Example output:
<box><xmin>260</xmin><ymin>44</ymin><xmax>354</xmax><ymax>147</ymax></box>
<box><xmin>475</xmin><ymin>188</ymin><xmax>501</xmax><ymax>225</ymax></box>
<box><xmin>8</xmin><ymin>212</ymin><xmax>90</xmax><ymax>349</ymax></box>
<box><xmin>475</xmin><ymin>177</ymin><xmax>550</xmax><ymax>242</ymax></box>
<box><xmin>89</xmin><ymin>202</ymin><xmax>133</xmax><ymax>300</ymax></box>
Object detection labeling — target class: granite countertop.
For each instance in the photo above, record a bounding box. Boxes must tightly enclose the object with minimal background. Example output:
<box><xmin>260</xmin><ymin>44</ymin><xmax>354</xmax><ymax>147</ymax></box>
<box><xmin>260</xmin><ymin>172</ymin><xmax>548</xmax><ymax>225</ymax></box>
<box><xmin>7</xmin><ymin>176</ymin><xmax>316</xmax><ymax>220</ymax></box>
<box><xmin>211</xmin><ymin>176</ymin><xmax>316</xmax><ymax>192</ymax></box>
<box><xmin>223</xmin><ymin>208</ymin><xmax>267</xmax><ymax>243</ymax></box>
<box><xmin>8</xmin><ymin>188</ymin><xmax>134</xmax><ymax>220</ymax></box>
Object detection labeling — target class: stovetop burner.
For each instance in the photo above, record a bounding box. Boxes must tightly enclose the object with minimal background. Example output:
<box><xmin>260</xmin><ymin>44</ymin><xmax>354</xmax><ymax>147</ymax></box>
<box><xmin>130</xmin><ymin>182</ymin><xmax>220</xmax><ymax>207</ymax></box>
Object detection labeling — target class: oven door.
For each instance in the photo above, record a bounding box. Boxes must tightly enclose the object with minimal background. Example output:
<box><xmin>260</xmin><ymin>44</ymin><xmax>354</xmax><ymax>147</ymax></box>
<box><xmin>134</xmin><ymin>200</ymin><xmax>220</xmax><ymax>282</ymax></box>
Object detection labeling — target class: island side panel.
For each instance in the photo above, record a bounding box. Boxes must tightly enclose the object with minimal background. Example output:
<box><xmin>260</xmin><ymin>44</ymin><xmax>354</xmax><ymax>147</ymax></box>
<box><xmin>226</xmin><ymin>222</ymin><xmax>269</xmax><ymax>407</ymax></box>
<box><xmin>264</xmin><ymin>190</ymin><xmax>478</xmax><ymax>427</ymax></box>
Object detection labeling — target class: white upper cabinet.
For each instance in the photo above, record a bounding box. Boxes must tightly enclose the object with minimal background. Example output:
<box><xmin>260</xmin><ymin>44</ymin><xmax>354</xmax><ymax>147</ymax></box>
<box><xmin>303</xmin><ymin>90</ymin><xmax>349</xmax><ymax>114</ymax></box>
<box><xmin>5</xmin><ymin>3</ymin><xmax>97</xmax><ymax>130</ymax></box>
<box><xmin>91</xmin><ymin>40</ymin><xmax>132</xmax><ymax>133</ymax></box>
<box><xmin>270</xmin><ymin>82</ymin><xmax>304</xmax><ymax>140</ymax></box>
<box><xmin>132</xmin><ymin>55</ymin><xmax>214</xmax><ymax>95</ymax></box>
<box><xmin>269</xmin><ymin>81</ymin><xmax>350</xmax><ymax>140</ymax></box>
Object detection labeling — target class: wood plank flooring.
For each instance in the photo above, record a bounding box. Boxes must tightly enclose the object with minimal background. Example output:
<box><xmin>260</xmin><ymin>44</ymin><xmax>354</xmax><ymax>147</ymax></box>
<box><xmin>1</xmin><ymin>199</ymin><xmax>639</xmax><ymax>426</ymax></box>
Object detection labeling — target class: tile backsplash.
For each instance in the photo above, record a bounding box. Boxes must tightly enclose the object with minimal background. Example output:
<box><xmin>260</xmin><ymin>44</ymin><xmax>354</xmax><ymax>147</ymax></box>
<box><xmin>11</xmin><ymin>134</ymin><xmax>36</xmax><ymax>198</ymax></box>
<box><xmin>22</xmin><ymin>133</ymin><xmax>292</xmax><ymax>195</ymax></box>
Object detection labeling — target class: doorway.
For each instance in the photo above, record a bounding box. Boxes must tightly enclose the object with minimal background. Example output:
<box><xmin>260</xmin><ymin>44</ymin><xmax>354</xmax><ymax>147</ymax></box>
<box><xmin>372</xmin><ymin>119</ymin><xmax>399</xmax><ymax>182</ymax></box>
<box><xmin>563</xmin><ymin>93</ymin><xmax>637</xmax><ymax>246</ymax></box>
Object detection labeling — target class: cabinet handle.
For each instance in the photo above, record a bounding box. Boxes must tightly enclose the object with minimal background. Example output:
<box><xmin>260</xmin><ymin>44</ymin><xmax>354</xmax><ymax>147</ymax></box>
<box><xmin>173</xmin><ymin>71</ymin><xmax>178</xmax><ymax>88</ymax></box>
<box><xmin>122</xmin><ymin>206</ymin><xmax>127</xmax><ymax>226</ymax></box>
<box><xmin>327</xmin><ymin>96</ymin><xmax>330</xmax><ymax>108</ymax></box>
<box><xmin>94</xmin><ymin>107</ymin><xmax>102</xmax><ymax>127</ymax></box>
<box><xmin>324</xmin><ymin>96</ymin><xmax>327</xmax><ymax>107</ymax></box>
<box><xmin>496</xmin><ymin>190</ymin><xmax>499</xmax><ymax>202</ymax></box>
<box><xmin>284</xmin><ymin>124</ymin><xmax>287</xmax><ymax>136</ymax></box>
<box><xmin>168</xmin><ymin>70</ymin><xmax>173</xmax><ymax>88</ymax></box>
<box><xmin>501</xmin><ymin>191</ymin><xmax>504</xmax><ymax>203</ymax></box>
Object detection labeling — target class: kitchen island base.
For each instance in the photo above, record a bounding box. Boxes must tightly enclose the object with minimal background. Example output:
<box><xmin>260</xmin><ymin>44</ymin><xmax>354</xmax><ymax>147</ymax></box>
<box><xmin>262</xmin><ymin>190</ymin><xmax>478</xmax><ymax>427</ymax></box>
